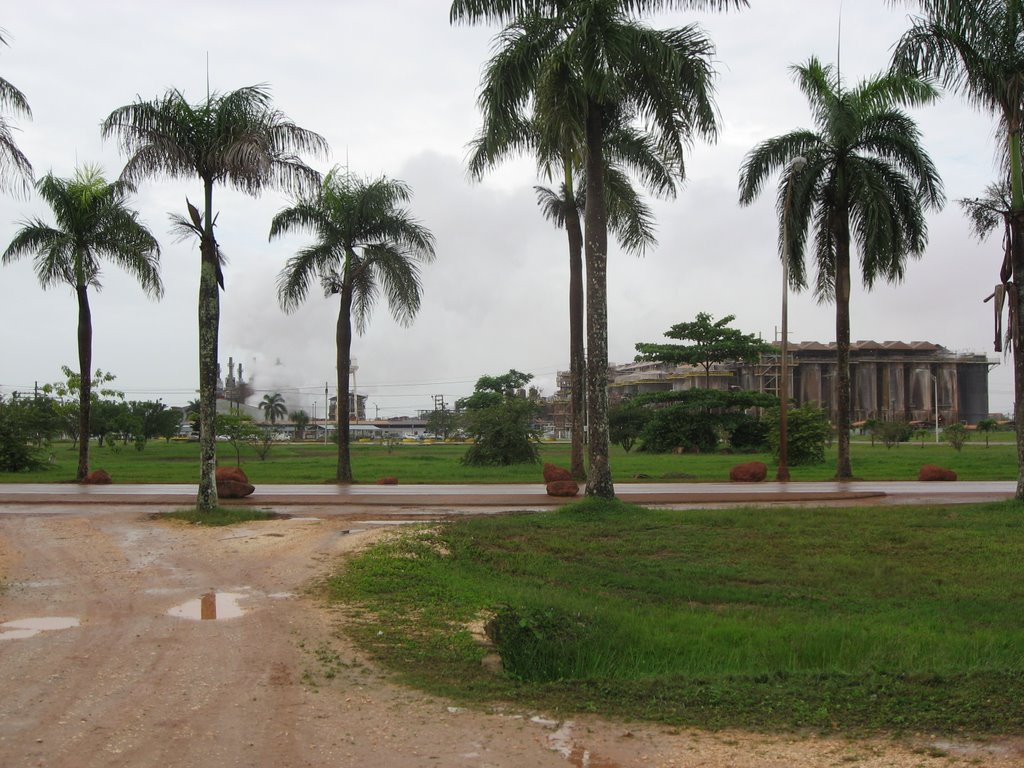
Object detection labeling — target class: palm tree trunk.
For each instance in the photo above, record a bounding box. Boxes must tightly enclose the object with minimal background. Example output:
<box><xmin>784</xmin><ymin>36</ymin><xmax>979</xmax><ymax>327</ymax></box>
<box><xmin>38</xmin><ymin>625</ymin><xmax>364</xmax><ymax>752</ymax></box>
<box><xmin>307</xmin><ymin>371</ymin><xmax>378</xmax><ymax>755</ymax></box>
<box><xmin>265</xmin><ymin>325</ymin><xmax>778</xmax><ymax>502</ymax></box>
<box><xmin>564</xmin><ymin>162</ymin><xmax>587</xmax><ymax>482</ymax></box>
<box><xmin>834</xmin><ymin>217</ymin><xmax>854</xmax><ymax>481</ymax></box>
<box><xmin>75</xmin><ymin>285</ymin><xmax>92</xmax><ymax>482</ymax></box>
<box><xmin>583</xmin><ymin>105</ymin><xmax>614</xmax><ymax>499</ymax></box>
<box><xmin>197</xmin><ymin>179</ymin><xmax>220</xmax><ymax>512</ymax></box>
<box><xmin>336</xmin><ymin>284</ymin><xmax>354</xmax><ymax>484</ymax></box>
<box><xmin>1009</xmin><ymin>130</ymin><xmax>1024</xmax><ymax>500</ymax></box>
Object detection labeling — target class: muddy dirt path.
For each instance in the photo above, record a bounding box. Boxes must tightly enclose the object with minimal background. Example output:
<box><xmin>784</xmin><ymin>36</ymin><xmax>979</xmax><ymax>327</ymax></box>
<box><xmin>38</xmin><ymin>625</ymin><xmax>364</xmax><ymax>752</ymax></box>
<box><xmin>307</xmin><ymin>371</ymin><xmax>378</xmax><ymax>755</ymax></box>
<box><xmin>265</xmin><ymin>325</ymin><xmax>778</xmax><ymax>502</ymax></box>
<box><xmin>1</xmin><ymin>506</ymin><xmax>1020</xmax><ymax>768</ymax></box>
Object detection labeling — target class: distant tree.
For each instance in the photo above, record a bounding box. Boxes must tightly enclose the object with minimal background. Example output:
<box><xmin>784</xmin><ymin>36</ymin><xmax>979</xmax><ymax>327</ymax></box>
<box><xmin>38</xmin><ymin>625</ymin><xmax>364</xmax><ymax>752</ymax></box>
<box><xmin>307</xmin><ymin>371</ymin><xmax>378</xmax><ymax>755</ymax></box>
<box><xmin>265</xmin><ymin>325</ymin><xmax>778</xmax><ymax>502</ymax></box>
<box><xmin>0</xmin><ymin>29</ymin><xmax>32</xmax><ymax>195</ymax></box>
<box><xmin>608</xmin><ymin>402</ymin><xmax>648</xmax><ymax>453</ymax></box>
<box><xmin>943</xmin><ymin>423</ymin><xmax>969</xmax><ymax>452</ymax></box>
<box><xmin>976</xmin><ymin>418</ymin><xmax>998</xmax><ymax>447</ymax></box>
<box><xmin>459</xmin><ymin>370</ymin><xmax>541</xmax><ymax>466</ymax></box>
<box><xmin>3</xmin><ymin>168</ymin><xmax>162</xmax><ymax>480</ymax></box>
<box><xmin>635</xmin><ymin>312</ymin><xmax>772</xmax><ymax>390</ymax></box>
<box><xmin>0</xmin><ymin>394</ymin><xmax>60</xmax><ymax>472</ymax></box>
<box><xmin>260</xmin><ymin>393</ymin><xmax>287</xmax><ymax>424</ymax></box>
<box><xmin>252</xmin><ymin>428</ymin><xmax>275</xmax><ymax>460</ymax></box>
<box><xmin>103</xmin><ymin>84</ymin><xmax>327</xmax><ymax>512</ymax></box>
<box><xmin>426</xmin><ymin>405</ymin><xmax>459</xmax><ymax>441</ymax></box>
<box><xmin>631</xmin><ymin>389</ymin><xmax>777</xmax><ymax>454</ymax></box>
<box><xmin>273</xmin><ymin>170</ymin><xmax>436</xmax><ymax>483</ymax></box>
<box><xmin>290</xmin><ymin>409</ymin><xmax>310</xmax><ymax>440</ymax></box>
<box><xmin>216</xmin><ymin>413</ymin><xmax>260</xmax><ymax>466</ymax></box>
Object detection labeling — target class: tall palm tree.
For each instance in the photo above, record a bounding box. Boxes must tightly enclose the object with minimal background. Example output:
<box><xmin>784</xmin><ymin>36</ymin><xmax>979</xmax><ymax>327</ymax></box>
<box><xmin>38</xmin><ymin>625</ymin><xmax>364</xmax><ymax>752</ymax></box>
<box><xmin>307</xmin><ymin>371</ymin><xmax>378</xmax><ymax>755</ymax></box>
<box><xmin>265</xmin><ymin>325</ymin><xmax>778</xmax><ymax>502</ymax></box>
<box><xmin>738</xmin><ymin>57</ymin><xmax>944</xmax><ymax>479</ymax></box>
<box><xmin>101</xmin><ymin>84</ymin><xmax>327</xmax><ymax>511</ymax></box>
<box><xmin>891</xmin><ymin>0</ymin><xmax>1024</xmax><ymax>499</ymax></box>
<box><xmin>2</xmin><ymin>166</ymin><xmax>162</xmax><ymax>480</ymax></box>
<box><xmin>534</xmin><ymin>165</ymin><xmax>661</xmax><ymax>479</ymax></box>
<box><xmin>451</xmin><ymin>0</ymin><xmax>744</xmax><ymax>498</ymax></box>
<box><xmin>272</xmin><ymin>169</ymin><xmax>436</xmax><ymax>483</ymax></box>
<box><xmin>260</xmin><ymin>392</ymin><xmax>287</xmax><ymax>424</ymax></box>
<box><xmin>0</xmin><ymin>29</ymin><xmax>32</xmax><ymax>195</ymax></box>
<box><xmin>290</xmin><ymin>409</ymin><xmax>310</xmax><ymax>440</ymax></box>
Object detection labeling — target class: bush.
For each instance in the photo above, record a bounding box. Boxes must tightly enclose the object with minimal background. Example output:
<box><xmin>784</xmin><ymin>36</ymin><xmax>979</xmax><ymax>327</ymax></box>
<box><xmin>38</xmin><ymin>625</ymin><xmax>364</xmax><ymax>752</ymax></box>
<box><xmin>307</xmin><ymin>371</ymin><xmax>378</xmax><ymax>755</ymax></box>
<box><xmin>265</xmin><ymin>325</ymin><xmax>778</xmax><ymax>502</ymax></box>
<box><xmin>0</xmin><ymin>395</ymin><xmax>60</xmax><ymax>472</ymax></box>
<box><xmin>943</xmin><ymin>423</ymin><xmax>969</xmax><ymax>452</ymax></box>
<box><xmin>484</xmin><ymin>604</ymin><xmax>593</xmax><ymax>681</ymax></box>
<box><xmin>608</xmin><ymin>403</ymin><xmax>648</xmax><ymax>452</ymax></box>
<box><xmin>874</xmin><ymin>420</ymin><xmax>914</xmax><ymax>449</ymax></box>
<box><xmin>728</xmin><ymin>415</ymin><xmax>770</xmax><ymax>451</ymax></box>
<box><xmin>767</xmin><ymin>403</ymin><xmax>830</xmax><ymax>465</ymax></box>
<box><xmin>640</xmin><ymin>407</ymin><xmax>718</xmax><ymax>453</ymax></box>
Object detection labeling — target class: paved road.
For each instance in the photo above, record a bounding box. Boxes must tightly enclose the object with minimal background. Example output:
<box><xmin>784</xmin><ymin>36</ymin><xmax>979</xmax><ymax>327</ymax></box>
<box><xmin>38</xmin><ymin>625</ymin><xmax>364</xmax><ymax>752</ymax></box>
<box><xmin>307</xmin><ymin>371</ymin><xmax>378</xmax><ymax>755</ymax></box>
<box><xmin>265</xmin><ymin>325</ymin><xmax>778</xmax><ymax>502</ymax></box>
<box><xmin>0</xmin><ymin>481</ymin><xmax>1014</xmax><ymax>509</ymax></box>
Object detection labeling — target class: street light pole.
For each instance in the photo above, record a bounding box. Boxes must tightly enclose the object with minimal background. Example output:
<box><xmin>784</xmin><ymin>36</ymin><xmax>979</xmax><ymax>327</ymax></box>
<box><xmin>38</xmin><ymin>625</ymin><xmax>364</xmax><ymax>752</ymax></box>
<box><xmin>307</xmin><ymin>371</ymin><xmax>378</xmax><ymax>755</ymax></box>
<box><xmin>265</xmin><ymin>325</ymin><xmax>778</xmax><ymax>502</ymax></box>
<box><xmin>931</xmin><ymin>373</ymin><xmax>939</xmax><ymax>444</ymax></box>
<box><xmin>777</xmin><ymin>156</ymin><xmax>806</xmax><ymax>482</ymax></box>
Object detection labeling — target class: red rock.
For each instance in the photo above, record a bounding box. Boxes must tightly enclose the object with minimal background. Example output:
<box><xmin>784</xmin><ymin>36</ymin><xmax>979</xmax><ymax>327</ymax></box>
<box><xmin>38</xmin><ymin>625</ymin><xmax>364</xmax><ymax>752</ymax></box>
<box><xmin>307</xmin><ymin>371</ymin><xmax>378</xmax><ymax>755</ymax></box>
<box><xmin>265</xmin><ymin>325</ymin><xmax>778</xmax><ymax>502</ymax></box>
<box><xmin>217</xmin><ymin>480</ymin><xmax>255</xmax><ymax>499</ymax></box>
<box><xmin>729</xmin><ymin>461</ymin><xmax>768</xmax><ymax>482</ymax></box>
<box><xmin>376</xmin><ymin>476</ymin><xmax>399</xmax><ymax>485</ymax></box>
<box><xmin>543</xmin><ymin>463</ymin><xmax>572</xmax><ymax>483</ymax></box>
<box><xmin>918</xmin><ymin>464</ymin><xmax>957</xmax><ymax>481</ymax></box>
<box><xmin>82</xmin><ymin>469</ymin><xmax>112</xmax><ymax>484</ymax></box>
<box><xmin>546</xmin><ymin>480</ymin><xmax>580</xmax><ymax>497</ymax></box>
<box><xmin>216</xmin><ymin>466</ymin><xmax>249</xmax><ymax>484</ymax></box>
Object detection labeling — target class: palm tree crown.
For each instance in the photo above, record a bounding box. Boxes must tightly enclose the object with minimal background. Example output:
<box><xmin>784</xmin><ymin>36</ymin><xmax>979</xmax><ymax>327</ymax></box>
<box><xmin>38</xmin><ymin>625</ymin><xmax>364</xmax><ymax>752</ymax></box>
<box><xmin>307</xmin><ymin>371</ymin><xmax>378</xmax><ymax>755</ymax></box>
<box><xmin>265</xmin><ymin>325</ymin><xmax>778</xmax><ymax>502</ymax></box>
<box><xmin>3</xmin><ymin>166</ymin><xmax>161</xmax><ymax>480</ymax></box>
<box><xmin>260</xmin><ymin>393</ymin><xmax>288</xmax><ymax>424</ymax></box>
<box><xmin>0</xmin><ymin>29</ymin><xmax>32</xmax><ymax>195</ymax></box>
<box><xmin>738</xmin><ymin>57</ymin><xmax>944</xmax><ymax>479</ymax></box>
<box><xmin>272</xmin><ymin>169</ymin><xmax>436</xmax><ymax>483</ymax></box>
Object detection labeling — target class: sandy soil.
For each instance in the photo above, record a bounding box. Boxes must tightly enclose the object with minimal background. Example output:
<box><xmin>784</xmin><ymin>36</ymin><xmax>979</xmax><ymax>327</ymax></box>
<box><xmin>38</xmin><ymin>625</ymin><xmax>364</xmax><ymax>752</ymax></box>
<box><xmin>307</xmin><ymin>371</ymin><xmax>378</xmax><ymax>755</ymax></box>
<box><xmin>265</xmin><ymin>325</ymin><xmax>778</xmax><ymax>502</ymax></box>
<box><xmin>1</xmin><ymin>505</ymin><xmax>1021</xmax><ymax>768</ymax></box>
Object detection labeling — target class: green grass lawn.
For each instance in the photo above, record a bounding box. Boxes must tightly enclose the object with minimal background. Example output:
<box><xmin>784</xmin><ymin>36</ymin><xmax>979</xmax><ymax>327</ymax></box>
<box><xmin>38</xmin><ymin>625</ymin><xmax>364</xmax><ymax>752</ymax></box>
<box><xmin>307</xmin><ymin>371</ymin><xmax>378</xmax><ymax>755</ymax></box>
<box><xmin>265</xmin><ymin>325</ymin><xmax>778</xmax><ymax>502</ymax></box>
<box><xmin>2</xmin><ymin>438</ymin><xmax>1018</xmax><ymax>483</ymax></box>
<box><xmin>327</xmin><ymin>499</ymin><xmax>1024</xmax><ymax>733</ymax></box>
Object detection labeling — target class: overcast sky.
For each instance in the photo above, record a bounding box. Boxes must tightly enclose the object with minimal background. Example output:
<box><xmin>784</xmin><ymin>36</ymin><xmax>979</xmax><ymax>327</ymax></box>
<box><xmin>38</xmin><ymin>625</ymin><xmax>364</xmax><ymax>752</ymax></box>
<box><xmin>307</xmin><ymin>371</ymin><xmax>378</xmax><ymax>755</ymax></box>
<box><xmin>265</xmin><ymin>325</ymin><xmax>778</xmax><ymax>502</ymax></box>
<box><xmin>0</xmin><ymin>1</ymin><xmax>1010</xmax><ymax>419</ymax></box>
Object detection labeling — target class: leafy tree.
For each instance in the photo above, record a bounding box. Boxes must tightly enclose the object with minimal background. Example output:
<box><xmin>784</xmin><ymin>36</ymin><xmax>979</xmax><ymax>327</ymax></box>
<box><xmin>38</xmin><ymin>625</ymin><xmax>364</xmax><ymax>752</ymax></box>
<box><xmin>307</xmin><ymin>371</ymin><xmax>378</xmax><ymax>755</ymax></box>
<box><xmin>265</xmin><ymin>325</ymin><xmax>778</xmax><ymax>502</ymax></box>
<box><xmin>894</xmin><ymin>0</ymin><xmax>1024</xmax><ymax>496</ymax></box>
<box><xmin>273</xmin><ymin>170</ymin><xmax>436</xmax><ymax>483</ymax></box>
<box><xmin>738</xmin><ymin>57</ymin><xmax>944</xmax><ymax>480</ymax></box>
<box><xmin>635</xmin><ymin>312</ymin><xmax>772</xmax><ymax>390</ymax></box>
<box><xmin>943</xmin><ymin>422</ymin><xmax>969</xmax><ymax>452</ymax></box>
<box><xmin>290</xmin><ymin>409</ymin><xmax>310</xmax><ymax>440</ymax></box>
<box><xmin>0</xmin><ymin>29</ymin><xmax>32</xmax><ymax>195</ymax></box>
<box><xmin>875</xmin><ymin>420</ymin><xmax>914</xmax><ymax>449</ymax></box>
<box><xmin>3</xmin><ymin>168</ymin><xmax>162</xmax><ymax>481</ymax></box>
<box><xmin>0</xmin><ymin>394</ymin><xmax>60</xmax><ymax>471</ymax></box>
<box><xmin>767</xmin><ymin>403</ymin><xmax>831</xmax><ymax>466</ymax></box>
<box><xmin>216</xmin><ymin>413</ymin><xmax>261</xmax><ymax>466</ymax></box>
<box><xmin>976</xmin><ymin>417</ymin><xmax>998</xmax><ymax>447</ymax></box>
<box><xmin>608</xmin><ymin>402</ymin><xmax>648</xmax><ymax>452</ymax></box>
<box><xmin>451</xmin><ymin>0</ymin><xmax>746</xmax><ymax>498</ymax></box>
<box><xmin>426</xmin><ymin>405</ymin><xmax>460</xmax><ymax>441</ymax></box>
<box><xmin>729</xmin><ymin>416</ymin><xmax>770</xmax><ymax>452</ymax></box>
<box><xmin>102</xmin><ymin>84</ymin><xmax>327</xmax><ymax>512</ymax></box>
<box><xmin>632</xmin><ymin>389</ymin><xmax>776</xmax><ymax>454</ymax></box>
<box><xmin>260</xmin><ymin>392</ymin><xmax>287</xmax><ymax>424</ymax></box>
<box><xmin>252</xmin><ymin>427</ymin><xmax>275</xmax><ymax>460</ymax></box>
<box><xmin>459</xmin><ymin>370</ymin><xmax>541</xmax><ymax>465</ymax></box>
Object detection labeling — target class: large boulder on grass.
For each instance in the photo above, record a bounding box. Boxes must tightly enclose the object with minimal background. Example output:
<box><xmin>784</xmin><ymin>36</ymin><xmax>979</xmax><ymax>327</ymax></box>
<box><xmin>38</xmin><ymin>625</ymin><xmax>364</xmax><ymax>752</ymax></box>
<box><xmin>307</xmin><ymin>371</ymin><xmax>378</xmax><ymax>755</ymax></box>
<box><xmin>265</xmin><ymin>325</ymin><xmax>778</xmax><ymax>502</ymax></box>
<box><xmin>543</xmin><ymin>463</ymin><xmax>572</xmax><ymax>483</ymax></box>
<box><xmin>218</xmin><ymin>480</ymin><xmax>255</xmax><ymax>499</ymax></box>
<box><xmin>729</xmin><ymin>461</ymin><xmax>768</xmax><ymax>483</ymax></box>
<box><xmin>216</xmin><ymin>466</ymin><xmax>249</xmax><ymax>484</ymax></box>
<box><xmin>918</xmin><ymin>464</ymin><xmax>957</xmax><ymax>481</ymax></box>
<box><xmin>82</xmin><ymin>469</ymin><xmax>112</xmax><ymax>485</ymax></box>
<box><xmin>546</xmin><ymin>480</ymin><xmax>580</xmax><ymax>497</ymax></box>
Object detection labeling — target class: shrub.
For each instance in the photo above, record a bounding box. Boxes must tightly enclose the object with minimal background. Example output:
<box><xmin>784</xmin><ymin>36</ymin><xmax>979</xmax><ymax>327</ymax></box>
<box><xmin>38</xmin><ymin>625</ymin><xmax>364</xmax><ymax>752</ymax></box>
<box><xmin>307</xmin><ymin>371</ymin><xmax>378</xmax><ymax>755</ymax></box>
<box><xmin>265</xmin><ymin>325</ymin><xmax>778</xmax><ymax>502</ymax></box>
<box><xmin>484</xmin><ymin>604</ymin><xmax>593</xmax><ymax>681</ymax></box>
<box><xmin>608</xmin><ymin>403</ymin><xmax>648</xmax><ymax>453</ymax></box>
<box><xmin>640</xmin><ymin>407</ymin><xmax>718</xmax><ymax>453</ymax></box>
<box><xmin>943</xmin><ymin>423</ymin><xmax>969</xmax><ymax>452</ymax></box>
<box><xmin>874</xmin><ymin>420</ymin><xmax>914</xmax><ymax>448</ymax></box>
<box><xmin>728</xmin><ymin>415</ymin><xmax>770</xmax><ymax>451</ymax></box>
<box><xmin>767</xmin><ymin>403</ymin><xmax>830</xmax><ymax>465</ymax></box>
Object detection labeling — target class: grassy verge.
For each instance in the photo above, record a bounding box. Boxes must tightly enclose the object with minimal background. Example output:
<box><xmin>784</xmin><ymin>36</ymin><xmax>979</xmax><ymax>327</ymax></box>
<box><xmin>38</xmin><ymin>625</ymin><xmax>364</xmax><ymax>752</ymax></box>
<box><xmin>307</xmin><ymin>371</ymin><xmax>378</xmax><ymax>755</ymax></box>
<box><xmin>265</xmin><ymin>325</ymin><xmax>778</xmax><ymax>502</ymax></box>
<box><xmin>2</xmin><ymin>439</ymin><xmax>1018</xmax><ymax>483</ymax></box>
<box><xmin>326</xmin><ymin>499</ymin><xmax>1024</xmax><ymax>733</ymax></box>
<box><xmin>153</xmin><ymin>507</ymin><xmax>286</xmax><ymax>526</ymax></box>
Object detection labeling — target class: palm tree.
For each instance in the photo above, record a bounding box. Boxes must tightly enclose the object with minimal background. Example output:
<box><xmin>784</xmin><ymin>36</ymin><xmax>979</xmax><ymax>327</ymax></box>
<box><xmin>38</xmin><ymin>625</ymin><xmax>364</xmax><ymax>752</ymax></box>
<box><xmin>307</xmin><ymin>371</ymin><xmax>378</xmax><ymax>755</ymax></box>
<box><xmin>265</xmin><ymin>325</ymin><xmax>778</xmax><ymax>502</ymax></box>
<box><xmin>2</xmin><ymin>166</ymin><xmax>162</xmax><ymax>480</ymax></box>
<box><xmin>891</xmin><ymin>0</ymin><xmax>1024</xmax><ymax>498</ymax></box>
<box><xmin>738</xmin><ymin>57</ymin><xmax>944</xmax><ymax>479</ymax></box>
<box><xmin>0</xmin><ymin>29</ymin><xmax>32</xmax><ymax>195</ymax></box>
<box><xmin>451</xmin><ymin>0</ymin><xmax>744</xmax><ymax>498</ymax></box>
<box><xmin>260</xmin><ymin>393</ymin><xmax>287</xmax><ymax>424</ymax></box>
<box><xmin>272</xmin><ymin>169</ymin><xmax>436</xmax><ymax>483</ymax></box>
<box><xmin>534</xmin><ymin>165</ymin><xmax>661</xmax><ymax>479</ymax></box>
<box><xmin>290</xmin><ymin>409</ymin><xmax>310</xmax><ymax>440</ymax></box>
<box><xmin>101</xmin><ymin>84</ymin><xmax>327</xmax><ymax>512</ymax></box>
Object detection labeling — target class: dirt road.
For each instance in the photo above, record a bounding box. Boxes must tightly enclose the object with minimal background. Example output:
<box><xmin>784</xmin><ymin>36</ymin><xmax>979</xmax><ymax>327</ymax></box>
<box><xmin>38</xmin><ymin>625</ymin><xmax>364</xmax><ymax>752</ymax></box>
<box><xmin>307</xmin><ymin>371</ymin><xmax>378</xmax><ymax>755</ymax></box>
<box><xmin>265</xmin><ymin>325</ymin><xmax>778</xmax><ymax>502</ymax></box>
<box><xmin>1</xmin><ymin>506</ymin><xmax>1020</xmax><ymax>768</ymax></box>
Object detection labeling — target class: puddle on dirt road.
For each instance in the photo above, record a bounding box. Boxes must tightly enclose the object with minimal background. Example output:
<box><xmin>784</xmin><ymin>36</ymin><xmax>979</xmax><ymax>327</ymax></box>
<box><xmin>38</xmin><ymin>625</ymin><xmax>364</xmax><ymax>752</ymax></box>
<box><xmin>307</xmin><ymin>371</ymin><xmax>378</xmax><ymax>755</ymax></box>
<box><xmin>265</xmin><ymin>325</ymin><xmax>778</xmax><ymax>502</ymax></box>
<box><xmin>0</xmin><ymin>617</ymin><xmax>80</xmax><ymax>640</ymax></box>
<box><xmin>167</xmin><ymin>592</ymin><xmax>247</xmax><ymax>621</ymax></box>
